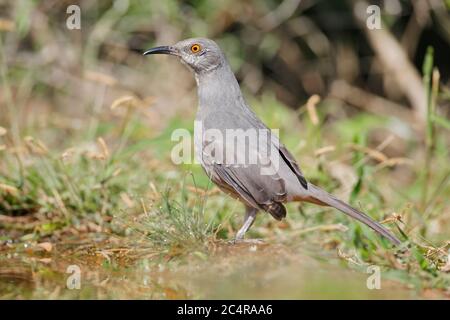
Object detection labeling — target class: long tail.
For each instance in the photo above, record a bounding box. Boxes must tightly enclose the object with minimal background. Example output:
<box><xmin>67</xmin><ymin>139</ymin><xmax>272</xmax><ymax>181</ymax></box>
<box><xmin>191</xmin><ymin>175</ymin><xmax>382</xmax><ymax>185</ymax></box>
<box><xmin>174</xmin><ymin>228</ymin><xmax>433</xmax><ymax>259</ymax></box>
<box><xmin>307</xmin><ymin>184</ymin><xmax>401</xmax><ymax>245</ymax></box>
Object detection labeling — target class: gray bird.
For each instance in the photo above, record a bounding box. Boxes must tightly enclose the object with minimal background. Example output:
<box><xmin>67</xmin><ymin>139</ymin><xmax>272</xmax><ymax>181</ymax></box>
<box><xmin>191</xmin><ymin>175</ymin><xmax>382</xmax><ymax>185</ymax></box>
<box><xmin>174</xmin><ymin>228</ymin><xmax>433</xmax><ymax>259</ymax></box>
<box><xmin>144</xmin><ymin>38</ymin><xmax>401</xmax><ymax>245</ymax></box>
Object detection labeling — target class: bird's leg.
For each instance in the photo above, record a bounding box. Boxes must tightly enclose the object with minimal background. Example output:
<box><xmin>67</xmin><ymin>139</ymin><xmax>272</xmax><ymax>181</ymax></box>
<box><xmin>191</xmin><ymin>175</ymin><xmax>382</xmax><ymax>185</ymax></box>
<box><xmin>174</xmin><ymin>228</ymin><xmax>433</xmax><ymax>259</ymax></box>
<box><xmin>234</xmin><ymin>207</ymin><xmax>258</xmax><ymax>242</ymax></box>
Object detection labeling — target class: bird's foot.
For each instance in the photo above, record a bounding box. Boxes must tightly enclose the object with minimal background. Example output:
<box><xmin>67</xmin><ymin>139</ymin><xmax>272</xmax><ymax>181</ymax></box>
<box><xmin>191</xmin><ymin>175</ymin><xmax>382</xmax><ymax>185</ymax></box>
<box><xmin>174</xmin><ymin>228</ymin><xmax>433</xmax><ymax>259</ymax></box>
<box><xmin>229</xmin><ymin>238</ymin><xmax>264</xmax><ymax>245</ymax></box>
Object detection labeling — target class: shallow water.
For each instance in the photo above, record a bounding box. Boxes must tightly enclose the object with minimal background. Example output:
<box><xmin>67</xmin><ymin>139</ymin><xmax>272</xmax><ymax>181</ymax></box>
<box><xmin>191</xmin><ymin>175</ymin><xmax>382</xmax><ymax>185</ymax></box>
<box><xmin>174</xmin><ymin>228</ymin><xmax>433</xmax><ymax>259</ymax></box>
<box><xmin>0</xmin><ymin>238</ymin><xmax>427</xmax><ymax>299</ymax></box>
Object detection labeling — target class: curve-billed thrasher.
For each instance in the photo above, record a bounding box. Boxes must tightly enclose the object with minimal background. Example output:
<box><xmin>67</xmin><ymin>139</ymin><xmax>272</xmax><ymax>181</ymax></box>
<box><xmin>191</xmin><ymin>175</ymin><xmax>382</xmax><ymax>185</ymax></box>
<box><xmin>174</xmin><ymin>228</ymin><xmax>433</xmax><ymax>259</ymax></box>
<box><xmin>144</xmin><ymin>38</ymin><xmax>401</xmax><ymax>245</ymax></box>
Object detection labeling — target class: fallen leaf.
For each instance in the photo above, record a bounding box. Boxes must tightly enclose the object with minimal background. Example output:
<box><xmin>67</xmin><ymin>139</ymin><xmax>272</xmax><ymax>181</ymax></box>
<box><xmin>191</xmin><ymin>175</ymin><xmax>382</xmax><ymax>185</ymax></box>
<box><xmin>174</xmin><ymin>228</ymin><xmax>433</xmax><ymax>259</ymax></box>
<box><xmin>0</xmin><ymin>183</ymin><xmax>19</xmax><ymax>195</ymax></box>
<box><xmin>38</xmin><ymin>258</ymin><xmax>52</xmax><ymax>264</ymax></box>
<box><xmin>37</xmin><ymin>242</ymin><xmax>53</xmax><ymax>252</ymax></box>
<box><xmin>0</xmin><ymin>126</ymin><xmax>7</xmax><ymax>136</ymax></box>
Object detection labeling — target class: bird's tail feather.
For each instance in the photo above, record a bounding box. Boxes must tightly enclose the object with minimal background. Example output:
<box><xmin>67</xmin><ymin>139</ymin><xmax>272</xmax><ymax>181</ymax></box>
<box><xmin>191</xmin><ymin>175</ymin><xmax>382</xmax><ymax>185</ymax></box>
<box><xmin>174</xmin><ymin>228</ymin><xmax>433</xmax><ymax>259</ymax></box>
<box><xmin>307</xmin><ymin>184</ymin><xmax>401</xmax><ymax>245</ymax></box>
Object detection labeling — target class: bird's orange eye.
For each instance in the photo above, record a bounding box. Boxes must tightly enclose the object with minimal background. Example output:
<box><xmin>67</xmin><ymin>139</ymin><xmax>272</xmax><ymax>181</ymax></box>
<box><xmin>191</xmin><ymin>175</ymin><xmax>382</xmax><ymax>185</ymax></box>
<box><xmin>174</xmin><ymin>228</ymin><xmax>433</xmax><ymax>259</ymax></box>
<box><xmin>190</xmin><ymin>44</ymin><xmax>201</xmax><ymax>53</ymax></box>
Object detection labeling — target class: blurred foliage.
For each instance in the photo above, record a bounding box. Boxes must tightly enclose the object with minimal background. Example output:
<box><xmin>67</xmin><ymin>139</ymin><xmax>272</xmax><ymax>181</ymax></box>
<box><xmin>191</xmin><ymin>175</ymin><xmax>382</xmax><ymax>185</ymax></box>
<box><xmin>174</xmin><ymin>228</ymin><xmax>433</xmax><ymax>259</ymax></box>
<box><xmin>0</xmin><ymin>0</ymin><xmax>449</xmax><ymax>299</ymax></box>
<box><xmin>1</xmin><ymin>0</ymin><xmax>450</xmax><ymax>109</ymax></box>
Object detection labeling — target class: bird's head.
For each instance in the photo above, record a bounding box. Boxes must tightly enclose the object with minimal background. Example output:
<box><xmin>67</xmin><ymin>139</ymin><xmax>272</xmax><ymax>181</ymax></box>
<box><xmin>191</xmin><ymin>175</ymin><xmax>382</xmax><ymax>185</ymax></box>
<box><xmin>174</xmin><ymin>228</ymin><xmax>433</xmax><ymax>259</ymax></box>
<box><xmin>143</xmin><ymin>38</ymin><xmax>225</xmax><ymax>74</ymax></box>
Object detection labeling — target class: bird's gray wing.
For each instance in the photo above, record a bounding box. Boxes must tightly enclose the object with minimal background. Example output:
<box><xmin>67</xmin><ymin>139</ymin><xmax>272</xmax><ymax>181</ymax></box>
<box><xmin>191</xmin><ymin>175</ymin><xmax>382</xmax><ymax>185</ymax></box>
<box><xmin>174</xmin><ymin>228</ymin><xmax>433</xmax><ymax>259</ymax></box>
<box><xmin>239</xmin><ymin>105</ymin><xmax>309</xmax><ymax>190</ymax></box>
<box><xmin>212</xmin><ymin>164</ymin><xmax>287</xmax><ymax>220</ymax></box>
<box><xmin>199</xmin><ymin>122</ymin><xmax>288</xmax><ymax>219</ymax></box>
<box><xmin>276</xmin><ymin>143</ymin><xmax>308</xmax><ymax>190</ymax></box>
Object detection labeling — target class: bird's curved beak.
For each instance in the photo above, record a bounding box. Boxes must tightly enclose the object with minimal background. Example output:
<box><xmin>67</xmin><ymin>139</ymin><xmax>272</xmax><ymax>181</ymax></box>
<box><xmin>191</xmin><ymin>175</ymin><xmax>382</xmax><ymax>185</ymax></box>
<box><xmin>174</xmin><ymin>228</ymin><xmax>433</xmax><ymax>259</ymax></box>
<box><xmin>143</xmin><ymin>46</ymin><xmax>178</xmax><ymax>56</ymax></box>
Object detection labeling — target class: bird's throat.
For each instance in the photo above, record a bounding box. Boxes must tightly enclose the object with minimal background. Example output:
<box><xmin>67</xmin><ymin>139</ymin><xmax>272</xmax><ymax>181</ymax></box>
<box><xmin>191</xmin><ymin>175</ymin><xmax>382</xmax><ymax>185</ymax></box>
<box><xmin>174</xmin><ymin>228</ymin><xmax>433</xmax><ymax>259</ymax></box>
<box><xmin>196</xmin><ymin>64</ymin><xmax>244</xmax><ymax>114</ymax></box>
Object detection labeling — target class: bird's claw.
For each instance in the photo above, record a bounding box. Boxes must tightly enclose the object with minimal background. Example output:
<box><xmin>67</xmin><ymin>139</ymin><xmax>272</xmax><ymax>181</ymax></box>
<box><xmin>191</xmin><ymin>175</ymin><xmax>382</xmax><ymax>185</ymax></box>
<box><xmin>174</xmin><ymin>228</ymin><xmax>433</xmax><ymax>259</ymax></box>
<box><xmin>229</xmin><ymin>238</ymin><xmax>264</xmax><ymax>245</ymax></box>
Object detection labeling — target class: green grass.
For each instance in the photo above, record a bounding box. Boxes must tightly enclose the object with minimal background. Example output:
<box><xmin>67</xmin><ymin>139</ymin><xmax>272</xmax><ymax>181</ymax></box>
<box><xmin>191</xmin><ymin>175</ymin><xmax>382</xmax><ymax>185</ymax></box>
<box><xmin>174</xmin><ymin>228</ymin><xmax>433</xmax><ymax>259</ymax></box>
<box><xmin>118</xmin><ymin>177</ymin><xmax>218</xmax><ymax>253</ymax></box>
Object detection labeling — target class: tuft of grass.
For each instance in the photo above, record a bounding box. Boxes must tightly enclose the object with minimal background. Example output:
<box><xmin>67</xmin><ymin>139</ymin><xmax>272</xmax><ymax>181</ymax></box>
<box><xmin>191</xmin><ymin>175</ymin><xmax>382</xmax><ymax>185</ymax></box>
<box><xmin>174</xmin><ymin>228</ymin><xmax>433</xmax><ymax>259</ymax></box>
<box><xmin>125</xmin><ymin>178</ymin><xmax>218</xmax><ymax>254</ymax></box>
<box><xmin>0</xmin><ymin>134</ymin><xmax>149</xmax><ymax>239</ymax></box>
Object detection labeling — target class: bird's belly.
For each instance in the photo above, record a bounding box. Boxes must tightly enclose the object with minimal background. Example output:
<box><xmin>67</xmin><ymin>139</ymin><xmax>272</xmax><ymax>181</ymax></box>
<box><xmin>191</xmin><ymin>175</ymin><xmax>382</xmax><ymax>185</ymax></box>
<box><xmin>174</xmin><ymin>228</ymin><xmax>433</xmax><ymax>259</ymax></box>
<box><xmin>193</xmin><ymin>124</ymin><xmax>214</xmax><ymax>177</ymax></box>
<box><xmin>193</xmin><ymin>126</ymin><xmax>203</xmax><ymax>165</ymax></box>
